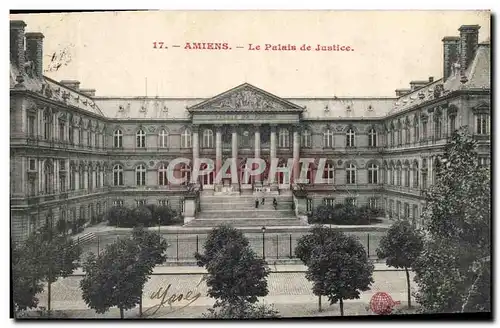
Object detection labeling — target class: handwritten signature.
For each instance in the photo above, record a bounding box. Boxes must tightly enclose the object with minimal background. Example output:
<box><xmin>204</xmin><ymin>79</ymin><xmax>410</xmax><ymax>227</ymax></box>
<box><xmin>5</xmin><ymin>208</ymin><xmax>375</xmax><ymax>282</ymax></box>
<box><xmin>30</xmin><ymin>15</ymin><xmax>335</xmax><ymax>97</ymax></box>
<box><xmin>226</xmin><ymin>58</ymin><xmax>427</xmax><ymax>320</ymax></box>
<box><xmin>143</xmin><ymin>274</ymin><xmax>208</xmax><ymax>316</ymax></box>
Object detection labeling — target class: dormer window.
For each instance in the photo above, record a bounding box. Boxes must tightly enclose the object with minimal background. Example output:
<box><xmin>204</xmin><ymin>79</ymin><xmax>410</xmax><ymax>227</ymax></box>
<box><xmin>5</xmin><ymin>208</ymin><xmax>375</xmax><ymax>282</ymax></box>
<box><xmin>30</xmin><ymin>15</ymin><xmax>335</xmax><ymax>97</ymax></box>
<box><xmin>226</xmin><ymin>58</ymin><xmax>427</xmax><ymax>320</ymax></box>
<box><xmin>118</xmin><ymin>105</ymin><xmax>124</xmax><ymax>112</ymax></box>
<box><xmin>324</xmin><ymin>105</ymin><xmax>329</xmax><ymax>112</ymax></box>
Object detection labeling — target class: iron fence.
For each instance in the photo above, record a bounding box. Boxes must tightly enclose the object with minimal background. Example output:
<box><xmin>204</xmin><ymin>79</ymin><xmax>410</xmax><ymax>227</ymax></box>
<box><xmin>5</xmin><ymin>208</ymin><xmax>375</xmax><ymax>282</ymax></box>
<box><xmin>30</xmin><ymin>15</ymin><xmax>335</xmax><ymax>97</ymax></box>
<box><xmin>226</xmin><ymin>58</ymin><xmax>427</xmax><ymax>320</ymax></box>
<box><xmin>80</xmin><ymin>231</ymin><xmax>385</xmax><ymax>262</ymax></box>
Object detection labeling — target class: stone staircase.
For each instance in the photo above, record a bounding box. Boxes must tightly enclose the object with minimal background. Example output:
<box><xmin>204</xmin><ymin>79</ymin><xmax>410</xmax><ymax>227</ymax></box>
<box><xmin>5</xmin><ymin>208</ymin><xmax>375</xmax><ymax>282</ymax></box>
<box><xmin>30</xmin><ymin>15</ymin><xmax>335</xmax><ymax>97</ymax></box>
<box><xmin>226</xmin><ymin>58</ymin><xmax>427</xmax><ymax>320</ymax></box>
<box><xmin>186</xmin><ymin>193</ymin><xmax>307</xmax><ymax>227</ymax></box>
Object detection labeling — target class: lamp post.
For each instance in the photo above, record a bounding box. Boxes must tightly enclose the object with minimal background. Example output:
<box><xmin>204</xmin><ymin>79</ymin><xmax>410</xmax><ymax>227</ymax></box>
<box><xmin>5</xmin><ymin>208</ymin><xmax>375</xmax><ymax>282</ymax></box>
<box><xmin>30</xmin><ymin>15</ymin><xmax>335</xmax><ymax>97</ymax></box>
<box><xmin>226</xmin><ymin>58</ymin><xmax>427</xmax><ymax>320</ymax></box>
<box><xmin>261</xmin><ymin>226</ymin><xmax>266</xmax><ymax>260</ymax></box>
<box><xmin>157</xmin><ymin>215</ymin><xmax>161</xmax><ymax>234</ymax></box>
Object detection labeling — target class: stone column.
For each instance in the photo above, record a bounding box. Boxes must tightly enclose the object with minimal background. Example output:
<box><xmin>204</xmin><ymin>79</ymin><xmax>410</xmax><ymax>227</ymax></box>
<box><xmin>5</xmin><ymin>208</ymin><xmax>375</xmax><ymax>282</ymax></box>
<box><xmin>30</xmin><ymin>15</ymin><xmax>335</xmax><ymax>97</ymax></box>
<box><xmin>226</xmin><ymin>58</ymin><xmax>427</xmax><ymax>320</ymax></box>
<box><xmin>254</xmin><ymin>124</ymin><xmax>261</xmax><ymax>184</ymax></box>
<box><xmin>215</xmin><ymin>124</ymin><xmax>222</xmax><ymax>180</ymax></box>
<box><xmin>292</xmin><ymin>125</ymin><xmax>300</xmax><ymax>183</ymax></box>
<box><xmin>231</xmin><ymin>125</ymin><xmax>239</xmax><ymax>188</ymax></box>
<box><xmin>192</xmin><ymin>125</ymin><xmax>199</xmax><ymax>185</ymax></box>
<box><xmin>270</xmin><ymin>124</ymin><xmax>277</xmax><ymax>190</ymax></box>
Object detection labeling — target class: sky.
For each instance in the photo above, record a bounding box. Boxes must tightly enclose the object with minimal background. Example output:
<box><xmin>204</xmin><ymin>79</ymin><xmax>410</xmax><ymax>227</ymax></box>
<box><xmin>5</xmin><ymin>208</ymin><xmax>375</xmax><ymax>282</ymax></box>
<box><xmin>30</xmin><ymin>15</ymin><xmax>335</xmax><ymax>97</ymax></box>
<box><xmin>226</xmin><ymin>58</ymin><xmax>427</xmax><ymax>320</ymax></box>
<box><xmin>11</xmin><ymin>10</ymin><xmax>491</xmax><ymax>98</ymax></box>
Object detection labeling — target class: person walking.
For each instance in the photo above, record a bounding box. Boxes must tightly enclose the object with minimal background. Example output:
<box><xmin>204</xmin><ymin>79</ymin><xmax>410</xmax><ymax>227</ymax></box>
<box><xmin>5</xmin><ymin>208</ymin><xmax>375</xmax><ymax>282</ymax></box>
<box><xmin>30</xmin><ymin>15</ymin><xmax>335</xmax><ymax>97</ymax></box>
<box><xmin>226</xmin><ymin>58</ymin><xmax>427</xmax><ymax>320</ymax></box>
<box><xmin>261</xmin><ymin>197</ymin><xmax>265</xmax><ymax>205</ymax></box>
<box><xmin>255</xmin><ymin>198</ymin><xmax>259</xmax><ymax>209</ymax></box>
<box><xmin>273</xmin><ymin>198</ymin><xmax>278</xmax><ymax>210</ymax></box>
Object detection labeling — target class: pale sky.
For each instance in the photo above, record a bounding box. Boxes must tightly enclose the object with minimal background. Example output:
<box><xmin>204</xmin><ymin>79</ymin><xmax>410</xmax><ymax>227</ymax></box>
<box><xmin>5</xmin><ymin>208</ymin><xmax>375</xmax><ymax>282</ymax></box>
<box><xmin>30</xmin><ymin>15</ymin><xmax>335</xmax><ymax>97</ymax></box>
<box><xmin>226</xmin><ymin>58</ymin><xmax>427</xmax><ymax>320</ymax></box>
<box><xmin>11</xmin><ymin>11</ymin><xmax>490</xmax><ymax>98</ymax></box>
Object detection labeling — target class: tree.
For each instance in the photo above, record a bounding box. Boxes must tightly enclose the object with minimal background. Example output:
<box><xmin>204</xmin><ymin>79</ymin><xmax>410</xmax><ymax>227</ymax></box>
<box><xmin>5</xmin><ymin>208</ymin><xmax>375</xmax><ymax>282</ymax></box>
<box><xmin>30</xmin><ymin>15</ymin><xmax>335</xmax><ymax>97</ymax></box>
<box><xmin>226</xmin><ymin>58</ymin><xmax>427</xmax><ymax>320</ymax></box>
<box><xmin>376</xmin><ymin>220</ymin><xmax>424</xmax><ymax>308</ymax></box>
<box><xmin>195</xmin><ymin>224</ymin><xmax>249</xmax><ymax>266</ymax></box>
<box><xmin>129</xmin><ymin>206</ymin><xmax>152</xmax><ymax>227</ymax></box>
<box><xmin>80</xmin><ymin>227</ymin><xmax>168</xmax><ymax>318</ymax></box>
<box><xmin>196</xmin><ymin>225</ymin><xmax>272</xmax><ymax>318</ymax></box>
<box><xmin>413</xmin><ymin>127</ymin><xmax>491</xmax><ymax>313</ymax></box>
<box><xmin>296</xmin><ymin>226</ymin><xmax>374</xmax><ymax>316</ymax></box>
<box><xmin>11</xmin><ymin>225</ymin><xmax>81</xmax><ymax>315</ymax></box>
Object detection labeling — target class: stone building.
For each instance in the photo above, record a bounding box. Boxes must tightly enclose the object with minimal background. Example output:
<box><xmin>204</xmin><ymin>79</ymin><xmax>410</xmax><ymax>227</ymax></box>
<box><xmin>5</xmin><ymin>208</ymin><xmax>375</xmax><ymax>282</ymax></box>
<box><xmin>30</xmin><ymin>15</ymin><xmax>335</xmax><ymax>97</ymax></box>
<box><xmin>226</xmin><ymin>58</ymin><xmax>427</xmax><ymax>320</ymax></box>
<box><xmin>10</xmin><ymin>20</ymin><xmax>490</xmax><ymax>241</ymax></box>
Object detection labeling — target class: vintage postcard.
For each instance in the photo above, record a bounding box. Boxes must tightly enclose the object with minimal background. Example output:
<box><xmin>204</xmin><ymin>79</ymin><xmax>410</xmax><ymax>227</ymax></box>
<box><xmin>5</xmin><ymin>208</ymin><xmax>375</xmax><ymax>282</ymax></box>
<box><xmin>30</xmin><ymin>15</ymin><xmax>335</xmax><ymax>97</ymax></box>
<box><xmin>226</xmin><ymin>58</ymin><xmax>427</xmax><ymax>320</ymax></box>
<box><xmin>9</xmin><ymin>10</ymin><xmax>491</xmax><ymax>319</ymax></box>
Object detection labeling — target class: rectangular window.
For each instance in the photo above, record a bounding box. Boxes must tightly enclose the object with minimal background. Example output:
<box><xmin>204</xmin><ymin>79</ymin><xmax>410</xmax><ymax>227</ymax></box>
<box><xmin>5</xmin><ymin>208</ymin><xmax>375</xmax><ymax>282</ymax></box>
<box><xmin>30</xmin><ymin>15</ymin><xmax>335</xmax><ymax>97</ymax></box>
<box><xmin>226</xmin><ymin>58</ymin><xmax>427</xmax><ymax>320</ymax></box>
<box><xmin>414</xmin><ymin>124</ymin><xmax>419</xmax><ymax>142</ymax></box>
<box><xmin>306</xmin><ymin>198</ymin><xmax>313</xmax><ymax>212</ymax></box>
<box><xmin>323</xmin><ymin>198</ymin><xmax>335</xmax><ymax>206</ymax></box>
<box><xmin>345</xmin><ymin>197</ymin><xmax>357</xmax><ymax>206</ymax></box>
<box><xmin>158</xmin><ymin>199</ymin><xmax>168</xmax><ymax>206</ymax></box>
<box><xmin>396</xmin><ymin>201</ymin><xmax>401</xmax><ymax>219</ymax></box>
<box><xmin>59</xmin><ymin>121</ymin><xmax>65</xmax><ymax>141</ymax></box>
<box><xmin>404</xmin><ymin>203</ymin><xmax>410</xmax><ymax>218</ymax></box>
<box><xmin>136</xmin><ymin>199</ymin><xmax>147</xmax><ymax>207</ymax></box>
<box><xmin>113</xmin><ymin>200</ymin><xmax>124</xmax><ymax>207</ymax></box>
<box><xmin>29</xmin><ymin>159</ymin><xmax>36</xmax><ymax>171</ymax></box>
<box><xmin>449</xmin><ymin>116</ymin><xmax>456</xmax><ymax>134</ymax></box>
<box><xmin>476</xmin><ymin>114</ymin><xmax>489</xmax><ymax>135</ymax></box>
<box><xmin>369</xmin><ymin>198</ymin><xmax>378</xmax><ymax>209</ymax></box>
<box><xmin>422</xmin><ymin>121</ymin><xmax>427</xmax><ymax>140</ymax></box>
<box><xmin>28</xmin><ymin>115</ymin><xmax>35</xmax><ymax>138</ymax></box>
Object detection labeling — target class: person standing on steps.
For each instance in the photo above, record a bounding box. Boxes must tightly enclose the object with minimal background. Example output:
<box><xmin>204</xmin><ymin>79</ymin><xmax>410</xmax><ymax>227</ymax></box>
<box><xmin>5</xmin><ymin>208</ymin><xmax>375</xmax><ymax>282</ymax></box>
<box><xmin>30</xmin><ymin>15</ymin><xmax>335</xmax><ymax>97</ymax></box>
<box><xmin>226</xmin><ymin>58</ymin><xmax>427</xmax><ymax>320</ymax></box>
<box><xmin>261</xmin><ymin>197</ymin><xmax>265</xmax><ymax>206</ymax></box>
<box><xmin>273</xmin><ymin>198</ymin><xmax>278</xmax><ymax>210</ymax></box>
<box><xmin>255</xmin><ymin>198</ymin><xmax>259</xmax><ymax>209</ymax></box>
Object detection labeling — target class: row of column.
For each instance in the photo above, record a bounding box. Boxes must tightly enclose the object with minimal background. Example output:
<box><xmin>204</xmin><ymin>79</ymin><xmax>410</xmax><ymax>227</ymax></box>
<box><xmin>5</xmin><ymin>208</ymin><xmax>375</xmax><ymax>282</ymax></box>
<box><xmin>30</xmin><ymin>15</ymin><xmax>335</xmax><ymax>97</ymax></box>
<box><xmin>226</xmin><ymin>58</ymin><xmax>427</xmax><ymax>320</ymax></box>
<box><xmin>192</xmin><ymin>124</ymin><xmax>300</xmax><ymax>185</ymax></box>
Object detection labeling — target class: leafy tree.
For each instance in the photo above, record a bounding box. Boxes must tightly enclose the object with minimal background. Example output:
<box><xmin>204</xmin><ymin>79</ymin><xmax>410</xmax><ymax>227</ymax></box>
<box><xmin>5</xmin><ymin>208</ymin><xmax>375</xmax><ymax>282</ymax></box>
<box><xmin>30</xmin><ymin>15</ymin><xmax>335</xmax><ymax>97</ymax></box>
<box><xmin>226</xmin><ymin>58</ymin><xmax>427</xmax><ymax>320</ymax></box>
<box><xmin>80</xmin><ymin>238</ymin><xmax>145</xmax><ymax>318</ymax></box>
<box><xmin>80</xmin><ymin>227</ymin><xmax>168</xmax><ymax>318</ymax></box>
<box><xmin>11</xmin><ymin>225</ymin><xmax>81</xmax><ymax>315</ymax></box>
<box><xmin>195</xmin><ymin>224</ymin><xmax>249</xmax><ymax>266</ymax></box>
<box><xmin>196</xmin><ymin>225</ymin><xmax>270</xmax><ymax>317</ymax></box>
<box><xmin>296</xmin><ymin>226</ymin><xmax>374</xmax><ymax>316</ymax></box>
<box><xmin>203</xmin><ymin>301</ymin><xmax>279</xmax><ymax>319</ymax></box>
<box><xmin>147</xmin><ymin>204</ymin><xmax>180</xmax><ymax>226</ymax></box>
<box><xmin>11</xmin><ymin>244</ymin><xmax>44</xmax><ymax>313</ymax></box>
<box><xmin>376</xmin><ymin>220</ymin><xmax>424</xmax><ymax>308</ymax></box>
<box><xmin>413</xmin><ymin>127</ymin><xmax>491</xmax><ymax>313</ymax></box>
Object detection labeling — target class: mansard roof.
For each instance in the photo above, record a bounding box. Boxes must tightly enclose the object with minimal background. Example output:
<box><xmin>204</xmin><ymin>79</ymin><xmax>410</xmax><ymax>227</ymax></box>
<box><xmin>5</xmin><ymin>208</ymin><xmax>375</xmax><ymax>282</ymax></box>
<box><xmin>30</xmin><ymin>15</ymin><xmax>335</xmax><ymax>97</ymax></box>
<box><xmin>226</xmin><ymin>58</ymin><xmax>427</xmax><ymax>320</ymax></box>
<box><xmin>9</xmin><ymin>64</ymin><xmax>104</xmax><ymax>117</ymax></box>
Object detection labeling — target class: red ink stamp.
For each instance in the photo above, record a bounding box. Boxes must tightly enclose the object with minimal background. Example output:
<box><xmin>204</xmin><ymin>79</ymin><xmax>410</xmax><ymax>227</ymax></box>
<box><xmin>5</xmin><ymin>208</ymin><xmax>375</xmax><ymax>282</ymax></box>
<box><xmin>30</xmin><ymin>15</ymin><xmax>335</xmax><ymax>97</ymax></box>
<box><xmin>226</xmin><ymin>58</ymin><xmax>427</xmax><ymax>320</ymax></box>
<box><xmin>370</xmin><ymin>292</ymin><xmax>401</xmax><ymax>315</ymax></box>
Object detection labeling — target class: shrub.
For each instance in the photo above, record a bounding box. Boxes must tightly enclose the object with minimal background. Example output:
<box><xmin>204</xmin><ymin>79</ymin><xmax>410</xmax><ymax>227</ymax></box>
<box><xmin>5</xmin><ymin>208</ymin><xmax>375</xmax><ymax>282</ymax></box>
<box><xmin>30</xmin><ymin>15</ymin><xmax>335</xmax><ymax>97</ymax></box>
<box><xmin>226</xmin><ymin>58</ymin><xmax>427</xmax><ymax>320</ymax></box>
<box><xmin>308</xmin><ymin>203</ymin><xmax>384</xmax><ymax>225</ymax></box>
<box><xmin>105</xmin><ymin>207</ymin><xmax>131</xmax><ymax>227</ymax></box>
<box><xmin>130</xmin><ymin>206</ymin><xmax>153</xmax><ymax>227</ymax></box>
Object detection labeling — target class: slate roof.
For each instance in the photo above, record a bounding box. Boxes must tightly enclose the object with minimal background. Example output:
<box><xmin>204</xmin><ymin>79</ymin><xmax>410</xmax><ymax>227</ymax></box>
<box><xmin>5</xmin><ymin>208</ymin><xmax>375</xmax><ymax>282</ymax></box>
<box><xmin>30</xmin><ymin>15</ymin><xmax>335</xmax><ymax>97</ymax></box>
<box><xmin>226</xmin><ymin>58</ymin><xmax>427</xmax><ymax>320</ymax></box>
<box><xmin>10</xmin><ymin>64</ymin><xmax>104</xmax><ymax>117</ymax></box>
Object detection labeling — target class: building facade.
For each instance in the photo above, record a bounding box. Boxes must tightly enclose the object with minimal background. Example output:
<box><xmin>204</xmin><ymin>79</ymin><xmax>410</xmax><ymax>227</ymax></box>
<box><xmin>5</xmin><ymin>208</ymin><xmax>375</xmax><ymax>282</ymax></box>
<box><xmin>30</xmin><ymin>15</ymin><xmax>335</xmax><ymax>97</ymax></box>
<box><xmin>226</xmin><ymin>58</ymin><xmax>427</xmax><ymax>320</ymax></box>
<box><xmin>10</xmin><ymin>20</ymin><xmax>491</xmax><ymax>241</ymax></box>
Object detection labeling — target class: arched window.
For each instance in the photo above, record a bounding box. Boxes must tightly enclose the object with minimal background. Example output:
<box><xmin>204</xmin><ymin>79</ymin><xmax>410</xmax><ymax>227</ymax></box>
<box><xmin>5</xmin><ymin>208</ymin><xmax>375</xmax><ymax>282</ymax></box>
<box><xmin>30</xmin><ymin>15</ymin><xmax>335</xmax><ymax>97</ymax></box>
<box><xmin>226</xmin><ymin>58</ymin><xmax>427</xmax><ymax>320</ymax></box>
<box><xmin>113</xmin><ymin>164</ymin><xmax>123</xmax><ymax>186</ymax></box>
<box><xmin>181</xmin><ymin>164</ymin><xmax>191</xmax><ymax>185</ymax></box>
<box><xmin>44</xmin><ymin>161</ymin><xmax>54</xmax><ymax>194</ymax></box>
<box><xmin>203</xmin><ymin>129</ymin><xmax>214</xmax><ymax>148</ymax></box>
<box><xmin>396</xmin><ymin>164</ymin><xmax>402</xmax><ymax>186</ymax></box>
<box><xmin>158</xmin><ymin>163</ymin><xmax>168</xmax><ymax>186</ymax></box>
<box><xmin>346</xmin><ymin>163</ymin><xmax>356</xmax><ymax>184</ymax></box>
<box><xmin>278</xmin><ymin>128</ymin><xmax>290</xmax><ymax>148</ymax></box>
<box><xmin>414</xmin><ymin>120</ymin><xmax>420</xmax><ymax>142</ymax></box>
<box><xmin>368</xmin><ymin>163</ymin><xmax>378</xmax><ymax>184</ymax></box>
<box><xmin>44</xmin><ymin>111</ymin><xmax>52</xmax><ymax>140</ymax></box>
<box><xmin>136</xmin><ymin>164</ymin><xmax>146</xmax><ymax>186</ymax></box>
<box><xmin>346</xmin><ymin>128</ymin><xmax>355</xmax><ymax>147</ymax></box>
<box><xmin>301</xmin><ymin>130</ymin><xmax>312</xmax><ymax>148</ymax></box>
<box><xmin>96</xmin><ymin>166</ymin><xmax>101</xmax><ymax>188</ymax></box>
<box><xmin>404</xmin><ymin>166</ymin><xmax>410</xmax><ymax>187</ymax></box>
<box><xmin>368</xmin><ymin>128</ymin><xmax>377</xmax><ymax>147</ymax></box>
<box><xmin>388</xmin><ymin>164</ymin><xmax>394</xmax><ymax>185</ymax></box>
<box><xmin>434</xmin><ymin>116</ymin><xmax>442</xmax><ymax>139</ymax></box>
<box><xmin>113</xmin><ymin>129</ymin><xmax>122</xmax><ymax>148</ymax></box>
<box><xmin>323</xmin><ymin>162</ymin><xmax>334</xmax><ymax>184</ymax></box>
<box><xmin>136</xmin><ymin>129</ymin><xmax>146</xmax><ymax>148</ymax></box>
<box><xmin>412</xmin><ymin>162</ymin><xmax>419</xmax><ymax>188</ymax></box>
<box><xmin>181</xmin><ymin>129</ymin><xmax>192</xmax><ymax>148</ymax></box>
<box><xmin>405</xmin><ymin>125</ymin><xmax>410</xmax><ymax>144</ymax></box>
<box><xmin>323</xmin><ymin>129</ymin><xmax>334</xmax><ymax>148</ymax></box>
<box><xmin>159</xmin><ymin>129</ymin><xmax>168</xmax><ymax>148</ymax></box>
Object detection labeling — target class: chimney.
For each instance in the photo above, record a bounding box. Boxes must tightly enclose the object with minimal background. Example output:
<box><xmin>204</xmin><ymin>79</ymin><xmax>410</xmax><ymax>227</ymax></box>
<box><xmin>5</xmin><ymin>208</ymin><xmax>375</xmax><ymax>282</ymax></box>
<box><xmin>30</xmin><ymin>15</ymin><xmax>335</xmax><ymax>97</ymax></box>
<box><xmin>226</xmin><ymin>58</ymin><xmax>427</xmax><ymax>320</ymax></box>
<box><xmin>80</xmin><ymin>88</ymin><xmax>96</xmax><ymax>97</ymax></box>
<box><xmin>395</xmin><ymin>89</ymin><xmax>411</xmax><ymax>97</ymax></box>
<box><xmin>458</xmin><ymin>25</ymin><xmax>480</xmax><ymax>72</ymax></box>
<box><xmin>25</xmin><ymin>32</ymin><xmax>44</xmax><ymax>78</ymax></box>
<box><xmin>60</xmin><ymin>80</ymin><xmax>80</xmax><ymax>91</ymax></box>
<box><xmin>10</xmin><ymin>20</ymin><xmax>26</xmax><ymax>69</ymax></box>
<box><xmin>409</xmin><ymin>81</ymin><xmax>428</xmax><ymax>91</ymax></box>
<box><xmin>442</xmin><ymin>36</ymin><xmax>460</xmax><ymax>80</ymax></box>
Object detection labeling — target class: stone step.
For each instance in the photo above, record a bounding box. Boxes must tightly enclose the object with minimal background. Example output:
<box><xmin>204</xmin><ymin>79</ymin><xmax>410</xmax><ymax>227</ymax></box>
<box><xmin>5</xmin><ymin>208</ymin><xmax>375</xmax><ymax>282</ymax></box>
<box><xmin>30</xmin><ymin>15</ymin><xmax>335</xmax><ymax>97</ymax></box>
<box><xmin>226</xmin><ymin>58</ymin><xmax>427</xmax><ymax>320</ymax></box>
<box><xmin>198</xmin><ymin>210</ymin><xmax>295</xmax><ymax>219</ymax></box>
<box><xmin>186</xmin><ymin>217</ymin><xmax>305</xmax><ymax>227</ymax></box>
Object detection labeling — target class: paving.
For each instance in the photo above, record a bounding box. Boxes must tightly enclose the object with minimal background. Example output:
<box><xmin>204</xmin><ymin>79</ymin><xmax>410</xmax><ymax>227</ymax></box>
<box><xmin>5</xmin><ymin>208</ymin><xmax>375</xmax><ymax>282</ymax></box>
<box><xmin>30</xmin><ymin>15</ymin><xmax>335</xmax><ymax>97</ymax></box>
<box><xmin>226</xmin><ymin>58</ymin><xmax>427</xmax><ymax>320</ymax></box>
<box><xmin>35</xmin><ymin>264</ymin><xmax>416</xmax><ymax>318</ymax></box>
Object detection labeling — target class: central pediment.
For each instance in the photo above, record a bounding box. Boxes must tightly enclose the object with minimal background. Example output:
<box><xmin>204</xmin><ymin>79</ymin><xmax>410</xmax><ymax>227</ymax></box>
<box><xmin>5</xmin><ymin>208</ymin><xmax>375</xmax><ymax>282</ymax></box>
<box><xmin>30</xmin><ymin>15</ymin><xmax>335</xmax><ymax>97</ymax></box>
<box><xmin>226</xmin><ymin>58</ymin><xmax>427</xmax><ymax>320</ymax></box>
<box><xmin>188</xmin><ymin>83</ymin><xmax>304</xmax><ymax>112</ymax></box>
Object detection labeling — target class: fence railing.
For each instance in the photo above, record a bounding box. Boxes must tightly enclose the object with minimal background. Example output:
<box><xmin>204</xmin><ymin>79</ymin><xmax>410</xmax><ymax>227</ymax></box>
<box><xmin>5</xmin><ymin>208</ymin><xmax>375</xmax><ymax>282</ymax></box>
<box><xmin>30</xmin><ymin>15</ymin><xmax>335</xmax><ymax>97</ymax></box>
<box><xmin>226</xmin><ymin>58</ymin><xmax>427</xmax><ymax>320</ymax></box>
<box><xmin>80</xmin><ymin>231</ymin><xmax>385</xmax><ymax>262</ymax></box>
